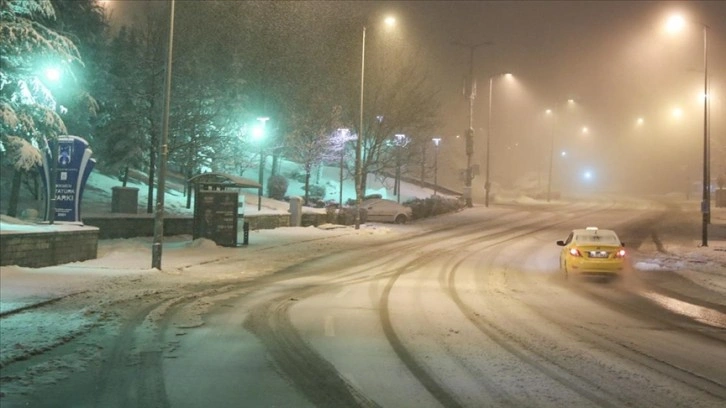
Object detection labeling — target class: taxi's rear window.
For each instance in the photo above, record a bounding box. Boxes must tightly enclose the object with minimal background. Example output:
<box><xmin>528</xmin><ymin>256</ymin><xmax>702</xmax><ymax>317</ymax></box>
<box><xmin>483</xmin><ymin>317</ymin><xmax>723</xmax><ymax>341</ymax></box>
<box><xmin>574</xmin><ymin>233</ymin><xmax>619</xmax><ymax>245</ymax></box>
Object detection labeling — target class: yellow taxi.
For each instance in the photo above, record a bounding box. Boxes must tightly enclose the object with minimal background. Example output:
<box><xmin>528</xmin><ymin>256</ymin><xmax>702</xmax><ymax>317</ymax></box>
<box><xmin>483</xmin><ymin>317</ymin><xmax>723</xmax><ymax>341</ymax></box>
<box><xmin>556</xmin><ymin>227</ymin><xmax>626</xmax><ymax>279</ymax></box>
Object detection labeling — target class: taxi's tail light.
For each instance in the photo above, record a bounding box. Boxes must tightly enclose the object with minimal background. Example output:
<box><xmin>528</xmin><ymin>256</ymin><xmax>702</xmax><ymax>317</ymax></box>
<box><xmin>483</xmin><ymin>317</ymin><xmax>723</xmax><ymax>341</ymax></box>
<box><xmin>615</xmin><ymin>249</ymin><xmax>626</xmax><ymax>258</ymax></box>
<box><xmin>569</xmin><ymin>248</ymin><xmax>582</xmax><ymax>257</ymax></box>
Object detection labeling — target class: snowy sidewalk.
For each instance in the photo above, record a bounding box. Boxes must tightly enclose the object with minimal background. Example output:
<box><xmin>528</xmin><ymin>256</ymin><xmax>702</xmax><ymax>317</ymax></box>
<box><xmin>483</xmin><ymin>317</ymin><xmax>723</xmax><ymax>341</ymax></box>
<box><xmin>0</xmin><ymin>224</ymin><xmax>393</xmax><ymax>316</ymax></box>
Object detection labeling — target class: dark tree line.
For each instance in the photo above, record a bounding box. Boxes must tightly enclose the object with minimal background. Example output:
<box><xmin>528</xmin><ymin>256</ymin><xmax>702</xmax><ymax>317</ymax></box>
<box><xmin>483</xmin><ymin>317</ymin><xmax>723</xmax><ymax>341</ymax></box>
<box><xmin>0</xmin><ymin>0</ymin><xmax>86</xmax><ymax>216</ymax></box>
<box><xmin>1</xmin><ymin>0</ymin><xmax>441</xmax><ymax>215</ymax></box>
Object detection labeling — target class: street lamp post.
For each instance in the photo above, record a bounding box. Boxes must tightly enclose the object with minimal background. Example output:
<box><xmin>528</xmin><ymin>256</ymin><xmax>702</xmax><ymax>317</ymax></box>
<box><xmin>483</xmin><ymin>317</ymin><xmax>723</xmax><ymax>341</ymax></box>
<box><xmin>340</xmin><ymin>145</ymin><xmax>344</xmax><ymax>205</ymax></box>
<box><xmin>701</xmin><ymin>24</ymin><xmax>710</xmax><ymax>246</ymax></box>
<box><xmin>355</xmin><ymin>25</ymin><xmax>366</xmax><ymax>230</ymax></box>
<box><xmin>356</xmin><ymin>17</ymin><xmax>396</xmax><ymax>229</ymax></box>
<box><xmin>453</xmin><ymin>41</ymin><xmax>491</xmax><ymax>208</ymax></box>
<box><xmin>47</xmin><ymin>138</ymin><xmax>58</xmax><ymax>225</ymax></box>
<box><xmin>432</xmin><ymin>137</ymin><xmax>441</xmax><ymax>195</ymax></box>
<box><xmin>545</xmin><ymin>109</ymin><xmax>555</xmax><ymax>202</ymax></box>
<box><xmin>152</xmin><ymin>0</ymin><xmax>175</xmax><ymax>270</ymax></box>
<box><xmin>253</xmin><ymin>117</ymin><xmax>269</xmax><ymax>211</ymax></box>
<box><xmin>666</xmin><ymin>15</ymin><xmax>711</xmax><ymax>246</ymax></box>
<box><xmin>485</xmin><ymin>73</ymin><xmax>511</xmax><ymax>207</ymax></box>
<box><xmin>394</xmin><ymin>133</ymin><xmax>407</xmax><ymax>203</ymax></box>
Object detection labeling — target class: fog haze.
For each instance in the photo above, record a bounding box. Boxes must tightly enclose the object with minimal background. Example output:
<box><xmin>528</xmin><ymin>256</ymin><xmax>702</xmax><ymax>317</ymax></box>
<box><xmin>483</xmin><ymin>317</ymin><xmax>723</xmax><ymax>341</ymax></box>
<box><xmin>391</xmin><ymin>0</ymin><xmax>725</xmax><ymax>198</ymax></box>
<box><xmin>107</xmin><ymin>0</ymin><xmax>725</xmax><ymax>199</ymax></box>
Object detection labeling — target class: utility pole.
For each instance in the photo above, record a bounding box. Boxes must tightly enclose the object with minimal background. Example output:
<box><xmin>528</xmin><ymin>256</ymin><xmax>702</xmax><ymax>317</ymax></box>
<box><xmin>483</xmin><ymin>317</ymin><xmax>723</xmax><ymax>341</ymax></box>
<box><xmin>152</xmin><ymin>0</ymin><xmax>175</xmax><ymax>270</ymax></box>
<box><xmin>453</xmin><ymin>41</ymin><xmax>491</xmax><ymax>207</ymax></box>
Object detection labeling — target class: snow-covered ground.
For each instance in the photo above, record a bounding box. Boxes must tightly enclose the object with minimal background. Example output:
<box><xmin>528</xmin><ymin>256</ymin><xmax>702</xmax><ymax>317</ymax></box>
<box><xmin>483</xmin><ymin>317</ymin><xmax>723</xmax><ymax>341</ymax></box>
<box><xmin>2</xmin><ymin>167</ymin><xmax>725</xmax><ymax>312</ymax></box>
<box><xmin>0</xmin><ymin>166</ymin><xmax>450</xmax><ymax>314</ymax></box>
<box><xmin>1</xmin><ymin>166</ymin><xmax>725</xmax><ymax>398</ymax></box>
<box><xmin>2</xmin><ymin>202</ymin><xmax>724</xmax><ymax>316</ymax></box>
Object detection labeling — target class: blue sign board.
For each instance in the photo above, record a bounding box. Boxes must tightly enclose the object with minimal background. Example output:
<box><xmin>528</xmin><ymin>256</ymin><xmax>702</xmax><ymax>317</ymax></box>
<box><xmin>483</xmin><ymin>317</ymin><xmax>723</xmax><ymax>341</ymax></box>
<box><xmin>39</xmin><ymin>135</ymin><xmax>95</xmax><ymax>223</ymax></box>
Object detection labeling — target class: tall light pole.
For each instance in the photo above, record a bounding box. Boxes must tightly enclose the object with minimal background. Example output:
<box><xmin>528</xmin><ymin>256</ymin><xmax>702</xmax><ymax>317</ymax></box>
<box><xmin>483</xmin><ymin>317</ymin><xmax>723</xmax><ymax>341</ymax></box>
<box><xmin>485</xmin><ymin>72</ymin><xmax>511</xmax><ymax>207</ymax></box>
<box><xmin>453</xmin><ymin>41</ymin><xmax>491</xmax><ymax>207</ymax></box>
<box><xmin>394</xmin><ymin>133</ymin><xmax>408</xmax><ymax>203</ymax></box>
<box><xmin>253</xmin><ymin>116</ymin><xmax>269</xmax><ymax>211</ymax></box>
<box><xmin>152</xmin><ymin>0</ymin><xmax>175</xmax><ymax>270</ymax></box>
<box><xmin>356</xmin><ymin>16</ymin><xmax>396</xmax><ymax>229</ymax></box>
<box><xmin>545</xmin><ymin>109</ymin><xmax>555</xmax><ymax>202</ymax></box>
<box><xmin>355</xmin><ymin>25</ymin><xmax>366</xmax><ymax>230</ymax></box>
<box><xmin>701</xmin><ymin>23</ymin><xmax>710</xmax><ymax>247</ymax></box>
<box><xmin>432</xmin><ymin>137</ymin><xmax>441</xmax><ymax>195</ymax></box>
<box><xmin>666</xmin><ymin>14</ymin><xmax>711</xmax><ymax>246</ymax></box>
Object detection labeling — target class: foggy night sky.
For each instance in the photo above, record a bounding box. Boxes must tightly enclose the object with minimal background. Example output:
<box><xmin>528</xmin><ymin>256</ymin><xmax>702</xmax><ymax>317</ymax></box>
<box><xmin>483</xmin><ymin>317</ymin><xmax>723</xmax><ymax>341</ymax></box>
<box><xmin>106</xmin><ymin>0</ymin><xmax>725</xmax><ymax>196</ymax></box>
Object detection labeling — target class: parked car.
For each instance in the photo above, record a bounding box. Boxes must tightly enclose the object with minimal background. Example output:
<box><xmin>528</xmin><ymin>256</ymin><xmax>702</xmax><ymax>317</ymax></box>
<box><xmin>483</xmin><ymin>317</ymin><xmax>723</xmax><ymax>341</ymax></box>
<box><xmin>556</xmin><ymin>227</ymin><xmax>626</xmax><ymax>279</ymax></box>
<box><xmin>361</xmin><ymin>198</ymin><xmax>413</xmax><ymax>224</ymax></box>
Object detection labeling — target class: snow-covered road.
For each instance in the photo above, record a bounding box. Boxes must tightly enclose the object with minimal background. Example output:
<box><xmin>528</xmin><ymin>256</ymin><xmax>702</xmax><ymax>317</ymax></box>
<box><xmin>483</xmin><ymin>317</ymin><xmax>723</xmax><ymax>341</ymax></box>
<box><xmin>1</xmin><ymin>198</ymin><xmax>725</xmax><ymax>407</ymax></box>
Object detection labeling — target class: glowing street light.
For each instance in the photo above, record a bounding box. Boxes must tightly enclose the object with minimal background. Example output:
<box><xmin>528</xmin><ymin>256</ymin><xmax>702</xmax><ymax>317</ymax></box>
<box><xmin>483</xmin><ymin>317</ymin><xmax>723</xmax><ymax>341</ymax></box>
<box><xmin>666</xmin><ymin>14</ymin><xmax>687</xmax><ymax>33</ymax></box>
<box><xmin>357</xmin><ymin>15</ymin><xmax>397</xmax><ymax>229</ymax></box>
<box><xmin>665</xmin><ymin>12</ymin><xmax>711</xmax><ymax>246</ymax></box>
<box><xmin>44</xmin><ymin>67</ymin><xmax>62</xmax><ymax>82</ymax></box>
<box><xmin>251</xmin><ymin>125</ymin><xmax>264</xmax><ymax>140</ymax></box>
<box><xmin>485</xmin><ymin>72</ymin><xmax>512</xmax><ymax>207</ymax></box>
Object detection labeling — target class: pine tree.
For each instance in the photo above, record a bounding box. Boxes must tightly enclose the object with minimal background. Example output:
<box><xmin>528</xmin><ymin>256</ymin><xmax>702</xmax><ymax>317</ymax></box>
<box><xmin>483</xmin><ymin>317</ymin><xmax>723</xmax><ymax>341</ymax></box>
<box><xmin>0</xmin><ymin>0</ymin><xmax>81</xmax><ymax>216</ymax></box>
<box><xmin>98</xmin><ymin>27</ymin><xmax>148</xmax><ymax>186</ymax></box>
<box><xmin>49</xmin><ymin>0</ymin><xmax>108</xmax><ymax>144</ymax></box>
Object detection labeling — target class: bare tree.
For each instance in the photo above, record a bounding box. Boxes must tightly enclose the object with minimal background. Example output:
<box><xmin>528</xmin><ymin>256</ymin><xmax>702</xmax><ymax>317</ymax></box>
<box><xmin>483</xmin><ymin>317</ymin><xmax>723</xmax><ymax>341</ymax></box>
<box><xmin>352</xmin><ymin>51</ymin><xmax>441</xmax><ymax>196</ymax></box>
<box><xmin>286</xmin><ymin>93</ymin><xmax>343</xmax><ymax>204</ymax></box>
<box><xmin>135</xmin><ymin>11</ymin><xmax>166</xmax><ymax>213</ymax></box>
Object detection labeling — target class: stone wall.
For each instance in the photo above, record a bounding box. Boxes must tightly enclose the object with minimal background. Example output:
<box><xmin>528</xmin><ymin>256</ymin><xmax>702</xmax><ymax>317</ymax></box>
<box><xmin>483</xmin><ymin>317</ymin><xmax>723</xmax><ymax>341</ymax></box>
<box><xmin>0</xmin><ymin>227</ymin><xmax>99</xmax><ymax>268</ymax></box>
<box><xmin>0</xmin><ymin>212</ymin><xmax>340</xmax><ymax>268</ymax></box>
<box><xmin>83</xmin><ymin>214</ymin><xmax>302</xmax><ymax>239</ymax></box>
<box><xmin>83</xmin><ymin>217</ymin><xmax>194</xmax><ymax>239</ymax></box>
<box><xmin>301</xmin><ymin>212</ymin><xmax>332</xmax><ymax>227</ymax></box>
<box><xmin>242</xmin><ymin>214</ymin><xmax>290</xmax><ymax>230</ymax></box>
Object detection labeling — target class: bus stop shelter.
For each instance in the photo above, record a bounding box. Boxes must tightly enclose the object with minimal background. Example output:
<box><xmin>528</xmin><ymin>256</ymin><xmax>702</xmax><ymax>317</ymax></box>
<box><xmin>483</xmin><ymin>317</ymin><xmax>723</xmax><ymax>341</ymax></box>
<box><xmin>188</xmin><ymin>172</ymin><xmax>261</xmax><ymax>247</ymax></box>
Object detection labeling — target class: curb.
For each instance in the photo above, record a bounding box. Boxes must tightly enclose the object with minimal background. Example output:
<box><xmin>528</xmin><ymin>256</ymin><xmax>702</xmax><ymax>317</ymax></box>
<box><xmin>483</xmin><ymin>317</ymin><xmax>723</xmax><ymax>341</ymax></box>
<box><xmin>0</xmin><ymin>290</ymin><xmax>88</xmax><ymax>318</ymax></box>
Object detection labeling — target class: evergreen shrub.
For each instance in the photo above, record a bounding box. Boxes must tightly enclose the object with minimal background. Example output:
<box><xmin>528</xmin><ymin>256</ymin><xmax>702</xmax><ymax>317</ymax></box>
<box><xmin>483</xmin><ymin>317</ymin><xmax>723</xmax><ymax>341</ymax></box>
<box><xmin>308</xmin><ymin>185</ymin><xmax>326</xmax><ymax>202</ymax></box>
<box><xmin>405</xmin><ymin>195</ymin><xmax>464</xmax><ymax>220</ymax></box>
<box><xmin>267</xmin><ymin>174</ymin><xmax>288</xmax><ymax>200</ymax></box>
